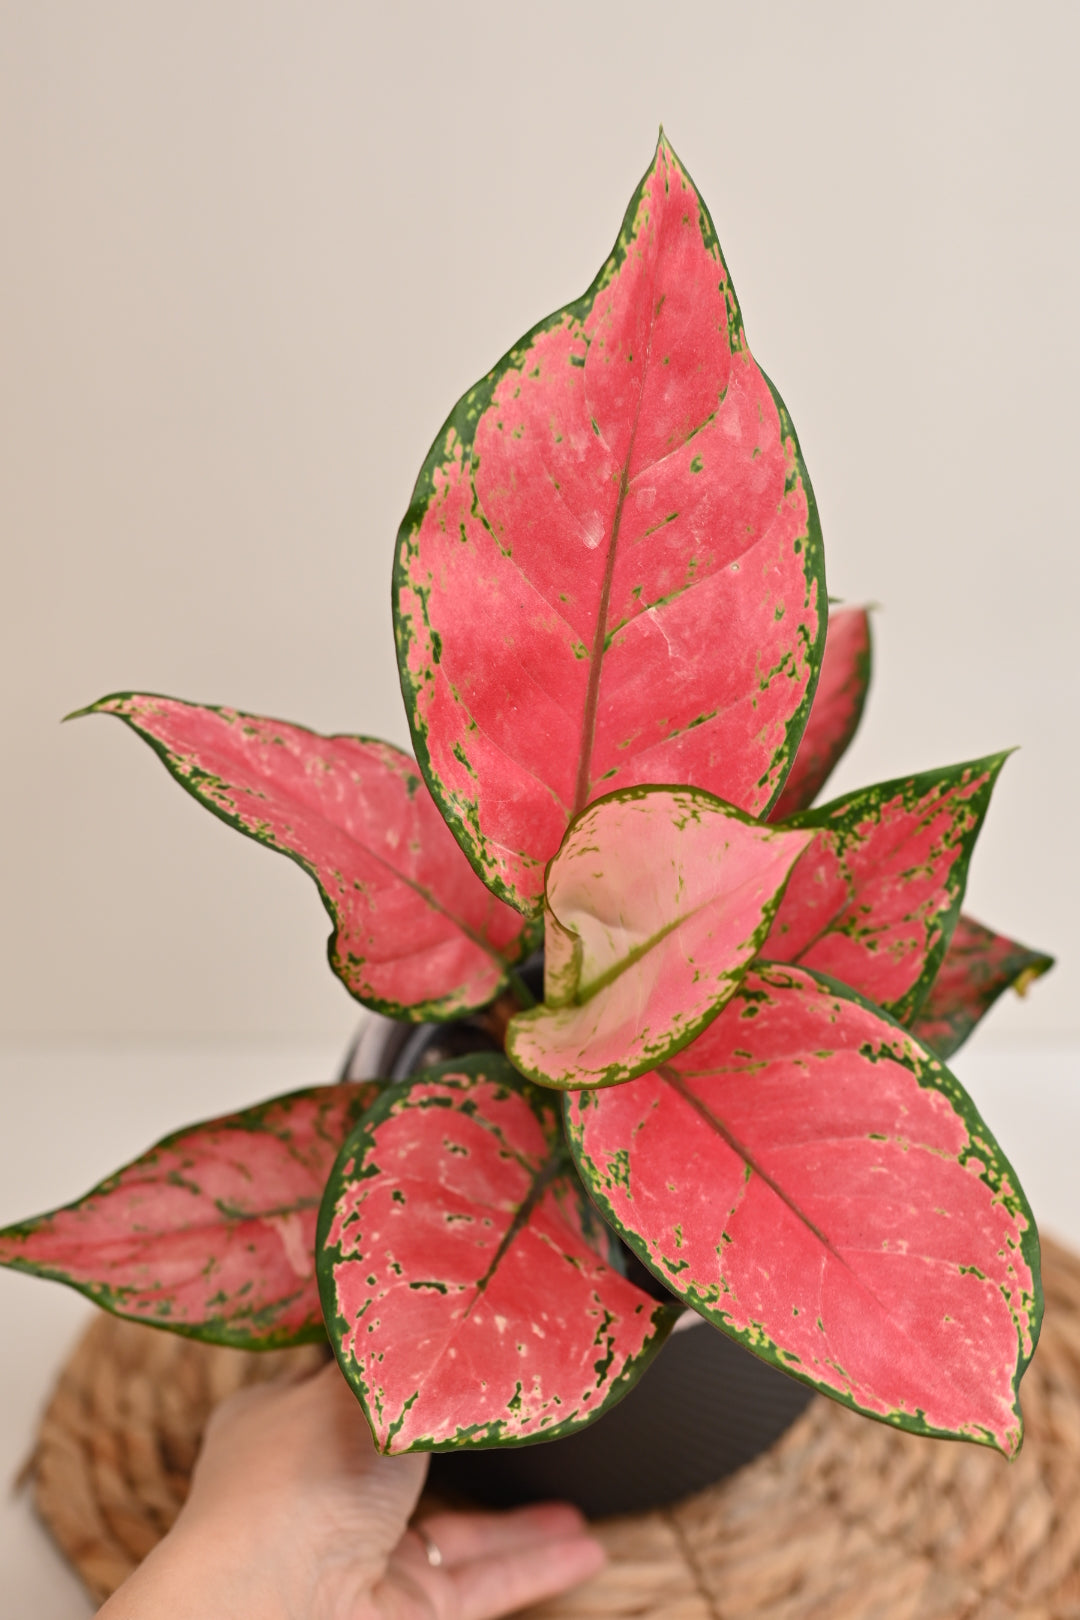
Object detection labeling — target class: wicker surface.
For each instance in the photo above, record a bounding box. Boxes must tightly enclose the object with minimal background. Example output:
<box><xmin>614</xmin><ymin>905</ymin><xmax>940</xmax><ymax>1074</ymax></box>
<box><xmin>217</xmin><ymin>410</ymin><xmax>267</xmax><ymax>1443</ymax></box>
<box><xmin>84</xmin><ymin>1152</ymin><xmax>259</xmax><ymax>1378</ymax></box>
<box><xmin>28</xmin><ymin>1236</ymin><xmax>1080</xmax><ymax>1618</ymax></box>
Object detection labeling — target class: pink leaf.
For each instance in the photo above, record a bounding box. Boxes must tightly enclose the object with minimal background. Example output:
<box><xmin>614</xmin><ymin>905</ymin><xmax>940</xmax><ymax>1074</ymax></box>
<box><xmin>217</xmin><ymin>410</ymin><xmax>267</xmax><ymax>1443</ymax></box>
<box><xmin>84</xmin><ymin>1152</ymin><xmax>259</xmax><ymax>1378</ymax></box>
<box><xmin>771</xmin><ymin>605</ymin><xmax>872</xmax><ymax>819</ymax></box>
<box><xmin>0</xmin><ymin>1084</ymin><xmax>377</xmax><ymax>1347</ymax></box>
<box><xmin>80</xmin><ymin>694</ymin><xmax>536</xmax><ymax>1019</ymax></box>
<box><xmin>395</xmin><ymin>134</ymin><xmax>826</xmax><ymax>915</ymax></box>
<box><xmin>566</xmin><ymin>965</ymin><xmax>1039</xmax><ymax>1456</ymax></box>
<box><xmin>765</xmin><ymin>753</ymin><xmax>1008</xmax><ymax>1022</ymax></box>
<box><xmin>504</xmin><ymin>787</ymin><xmax>810</xmax><ymax>1089</ymax></box>
<box><xmin>318</xmin><ymin>1057</ymin><xmax>675</xmax><ymax>1453</ymax></box>
<box><xmin>912</xmin><ymin>914</ymin><xmax>1054</xmax><ymax>1058</ymax></box>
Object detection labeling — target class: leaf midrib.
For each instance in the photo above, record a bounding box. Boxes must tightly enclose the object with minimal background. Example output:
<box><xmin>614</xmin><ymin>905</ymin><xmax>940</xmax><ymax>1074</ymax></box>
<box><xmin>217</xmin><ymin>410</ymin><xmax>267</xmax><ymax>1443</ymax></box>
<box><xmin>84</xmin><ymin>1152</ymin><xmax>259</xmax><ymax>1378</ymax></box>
<box><xmin>572</xmin><ymin>217</ymin><xmax>665</xmax><ymax>819</ymax></box>
<box><xmin>658</xmin><ymin>1064</ymin><xmax>843</xmax><ymax>1261</ymax></box>
<box><xmin>574</xmin><ymin>897</ymin><xmax>715</xmax><ymax>1005</ymax></box>
<box><xmin>656</xmin><ymin>1062</ymin><xmax>988</xmax><ymax>1409</ymax></box>
<box><xmin>374</xmin><ymin>1142</ymin><xmax>596</xmax><ymax>1434</ymax></box>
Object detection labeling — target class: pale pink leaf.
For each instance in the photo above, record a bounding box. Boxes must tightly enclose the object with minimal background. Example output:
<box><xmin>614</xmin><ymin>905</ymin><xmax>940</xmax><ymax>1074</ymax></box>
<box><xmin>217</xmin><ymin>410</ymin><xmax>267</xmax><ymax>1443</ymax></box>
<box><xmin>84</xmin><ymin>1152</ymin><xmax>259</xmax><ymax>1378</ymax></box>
<box><xmin>504</xmin><ymin>787</ymin><xmax>810</xmax><ymax>1089</ymax></box>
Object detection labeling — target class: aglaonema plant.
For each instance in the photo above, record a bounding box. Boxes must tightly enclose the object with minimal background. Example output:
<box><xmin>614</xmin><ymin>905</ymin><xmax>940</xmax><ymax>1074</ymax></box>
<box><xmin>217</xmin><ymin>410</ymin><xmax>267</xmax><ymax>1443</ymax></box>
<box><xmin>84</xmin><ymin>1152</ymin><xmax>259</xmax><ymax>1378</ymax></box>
<box><xmin>1</xmin><ymin>135</ymin><xmax>1054</xmax><ymax>1464</ymax></box>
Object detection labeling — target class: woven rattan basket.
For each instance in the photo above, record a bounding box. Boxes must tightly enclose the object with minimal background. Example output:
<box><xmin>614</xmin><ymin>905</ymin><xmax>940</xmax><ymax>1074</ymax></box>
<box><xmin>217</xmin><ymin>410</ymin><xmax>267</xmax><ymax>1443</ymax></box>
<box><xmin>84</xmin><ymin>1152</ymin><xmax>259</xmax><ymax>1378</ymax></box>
<box><xmin>28</xmin><ymin>1234</ymin><xmax>1080</xmax><ymax>1618</ymax></box>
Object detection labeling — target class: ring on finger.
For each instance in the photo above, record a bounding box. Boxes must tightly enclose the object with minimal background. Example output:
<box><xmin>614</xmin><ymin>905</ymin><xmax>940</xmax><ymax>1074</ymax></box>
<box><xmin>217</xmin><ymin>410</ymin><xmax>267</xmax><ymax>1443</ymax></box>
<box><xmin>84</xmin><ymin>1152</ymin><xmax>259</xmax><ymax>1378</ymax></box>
<box><xmin>415</xmin><ymin>1523</ymin><xmax>444</xmax><ymax>1569</ymax></box>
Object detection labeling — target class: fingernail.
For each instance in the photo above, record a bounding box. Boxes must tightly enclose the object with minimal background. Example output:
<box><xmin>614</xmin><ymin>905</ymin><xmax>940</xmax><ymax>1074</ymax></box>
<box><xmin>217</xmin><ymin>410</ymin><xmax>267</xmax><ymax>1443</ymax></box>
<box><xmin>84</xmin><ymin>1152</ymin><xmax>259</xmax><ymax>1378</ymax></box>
<box><xmin>521</xmin><ymin>1501</ymin><xmax>589</xmax><ymax>1535</ymax></box>
<box><xmin>564</xmin><ymin>1535</ymin><xmax>607</xmax><ymax>1576</ymax></box>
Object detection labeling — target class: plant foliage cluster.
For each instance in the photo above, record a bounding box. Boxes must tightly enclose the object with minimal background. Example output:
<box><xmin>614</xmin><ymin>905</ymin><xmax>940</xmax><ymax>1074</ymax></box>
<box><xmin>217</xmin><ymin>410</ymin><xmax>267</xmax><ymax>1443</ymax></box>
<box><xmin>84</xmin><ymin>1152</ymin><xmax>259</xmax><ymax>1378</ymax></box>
<box><xmin>1</xmin><ymin>137</ymin><xmax>1054</xmax><ymax>1460</ymax></box>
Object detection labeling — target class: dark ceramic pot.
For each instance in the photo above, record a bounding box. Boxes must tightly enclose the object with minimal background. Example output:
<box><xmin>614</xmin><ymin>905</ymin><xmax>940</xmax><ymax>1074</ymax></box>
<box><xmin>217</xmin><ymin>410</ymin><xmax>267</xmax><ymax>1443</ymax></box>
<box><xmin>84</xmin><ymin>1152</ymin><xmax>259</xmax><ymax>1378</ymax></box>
<box><xmin>338</xmin><ymin>1010</ymin><xmax>813</xmax><ymax>1518</ymax></box>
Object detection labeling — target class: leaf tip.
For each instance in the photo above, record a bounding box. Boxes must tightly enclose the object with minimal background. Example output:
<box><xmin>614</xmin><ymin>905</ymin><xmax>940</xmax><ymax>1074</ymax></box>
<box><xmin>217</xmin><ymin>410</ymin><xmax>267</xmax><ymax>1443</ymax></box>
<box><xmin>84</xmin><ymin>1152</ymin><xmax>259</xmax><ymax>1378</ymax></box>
<box><xmin>654</xmin><ymin>123</ymin><xmax>679</xmax><ymax>169</ymax></box>
<box><xmin>61</xmin><ymin>701</ymin><xmax>99</xmax><ymax>724</ymax></box>
<box><xmin>996</xmin><ymin>1410</ymin><xmax>1025</xmax><ymax>1460</ymax></box>
<box><xmin>1014</xmin><ymin>961</ymin><xmax>1052</xmax><ymax>996</ymax></box>
<box><xmin>62</xmin><ymin>693</ymin><xmax>126</xmax><ymax>725</ymax></box>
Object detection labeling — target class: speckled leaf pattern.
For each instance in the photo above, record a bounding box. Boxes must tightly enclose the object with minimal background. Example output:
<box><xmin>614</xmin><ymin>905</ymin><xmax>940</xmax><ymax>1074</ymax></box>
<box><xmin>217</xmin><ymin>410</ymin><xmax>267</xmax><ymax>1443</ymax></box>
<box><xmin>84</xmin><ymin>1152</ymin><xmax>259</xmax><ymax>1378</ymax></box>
<box><xmin>566</xmin><ymin>965</ymin><xmax>1040</xmax><ymax>1456</ymax></box>
<box><xmin>765</xmin><ymin>753</ymin><xmax>1008</xmax><ymax>1023</ymax></box>
<box><xmin>912</xmin><ymin>914</ymin><xmax>1055</xmax><ymax>1059</ymax></box>
<box><xmin>318</xmin><ymin>1056</ymin><xmax>676</xmax><ymax>1453</ymax></box>
<box><xmin>81</xmin><ymin>695</ymin><xmax>535</xmax><ymax>1020</ymax></box>
<box><xmin>0</xmin><ymin>1085</ymin><xmax>377</xmax><ymax>1347</ymax></box>
<box><xmin>395</xmin><ymin>134</ymin><xmax>825</xmax><ymax>916</ymax></box>
<box><xmin>504</xmin><ymin>787</ymin><xmax>810</xmax><ymax>1089</ymax></box>
<box><xmin>771</xmin><ymin>605</ymin><xmax>871</xmax><ymax>819</ymax></box>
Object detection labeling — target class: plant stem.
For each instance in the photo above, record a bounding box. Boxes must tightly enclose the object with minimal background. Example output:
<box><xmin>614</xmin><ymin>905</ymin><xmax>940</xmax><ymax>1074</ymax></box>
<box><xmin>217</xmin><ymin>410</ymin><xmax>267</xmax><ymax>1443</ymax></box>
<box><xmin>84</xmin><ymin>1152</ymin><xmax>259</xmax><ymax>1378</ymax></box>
<box><xmin>505</xmin><ymin>967</ymin><xmax>537</xmax><ymax>1010</ymax></box>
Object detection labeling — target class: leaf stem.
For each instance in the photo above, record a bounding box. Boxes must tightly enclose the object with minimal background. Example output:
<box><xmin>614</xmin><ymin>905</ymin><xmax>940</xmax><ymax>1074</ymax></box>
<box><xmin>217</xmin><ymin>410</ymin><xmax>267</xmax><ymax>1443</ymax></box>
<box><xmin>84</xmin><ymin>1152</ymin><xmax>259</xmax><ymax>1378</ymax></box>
<box><xmin>505</xmin><ymin>967</ymin><xmax>537</xmax><ymax>1011</ymax></box>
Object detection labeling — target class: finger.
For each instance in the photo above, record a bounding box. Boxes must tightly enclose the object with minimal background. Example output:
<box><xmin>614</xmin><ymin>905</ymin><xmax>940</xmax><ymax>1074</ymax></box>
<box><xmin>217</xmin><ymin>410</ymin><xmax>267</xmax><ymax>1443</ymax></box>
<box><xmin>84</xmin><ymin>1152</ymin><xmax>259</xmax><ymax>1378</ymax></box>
<box><xmin>274</xmin><ymin>1360</ymin><xmax>429</xmax><ymax>1529</ymax></box>
<box><xmin>411</xmin><ymin>1502</ymin><xmax>589</xmax><ymax>1568</ymax></box>
<box><xmin>450</xmin><ymin>1535</ymin><xmax>607</xmax><ymax>1620</ymax></box>
<box><xmin>308</xmin><ymin>1356</ymin><xmax>367</xmax><ymax>1409</ymax></box>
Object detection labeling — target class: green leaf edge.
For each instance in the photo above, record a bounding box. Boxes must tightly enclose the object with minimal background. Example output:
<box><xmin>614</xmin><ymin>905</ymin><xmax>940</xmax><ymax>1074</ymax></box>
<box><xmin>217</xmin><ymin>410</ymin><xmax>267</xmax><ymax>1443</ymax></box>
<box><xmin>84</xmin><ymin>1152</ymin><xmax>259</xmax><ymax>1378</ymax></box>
<box><xmin>0</xmin><ymin>1082</ymin><xmax>379</xmax><ymax>1351</ymax></box>
<box><xmin>775</xmin><ymin>604</ymin><xmax>874</xmax><ymax>818</ymax></box>
<box><xmin>316</xmin><ymin>1052</ymin><xmax>679</xmax><ymax>1454</ymax></box>
<box><xmin>392</xmin><ymin>130</ymin><xmax>828</xmax><ymax>920</ymax></box>
<box><xmin>503</xmin><ymin>781</ymin><xmax>811</xmax><ymax>1091</ymax></box>
<box><xmin>71</xmin><ymin>693</ymin><xmax>540</xmax><ymax>1023</ymax></box>
<box><xmin>914</xmin><ymin>927</ymin><xmax>1056</xmax><ymax>1061</ymax></box>
<box><xmin>564</xmin><ymin>961</ymin><xmax>1043</xmax><ymax>1458</ymax></box>
<box><xmin>779</xmin><ymin>749</ymin><xmax>1013</xmax><ymax>1025</ymax></box>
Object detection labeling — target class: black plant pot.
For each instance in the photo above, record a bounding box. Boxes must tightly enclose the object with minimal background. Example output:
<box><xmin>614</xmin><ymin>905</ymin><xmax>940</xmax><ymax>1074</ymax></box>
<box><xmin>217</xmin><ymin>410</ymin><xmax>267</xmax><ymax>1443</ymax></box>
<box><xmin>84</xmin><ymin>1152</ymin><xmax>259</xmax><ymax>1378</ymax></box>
<box><xmin>339</xmin><ymin>1010</ymin><xmax>814</xmax><ymax>1518</ymax></box>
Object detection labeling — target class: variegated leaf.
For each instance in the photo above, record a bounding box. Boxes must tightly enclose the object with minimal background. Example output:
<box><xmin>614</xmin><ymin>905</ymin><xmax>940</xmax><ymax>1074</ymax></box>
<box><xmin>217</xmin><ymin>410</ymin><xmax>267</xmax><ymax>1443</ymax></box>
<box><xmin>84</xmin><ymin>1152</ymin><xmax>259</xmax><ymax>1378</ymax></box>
<box><xmin>912</xmin><ymin>914</ymin><xmax>1054</xmax><ymax>1059</ymax></box>
<box><xmin>78</xmin><ymin>695</ymin><xmax>536</xmax><ymax>1020</ymax></box>
<box><xmin>566</xmin><ymin>965</ymin><xmax>1040</xmax><ymax>1456</ymax></box>
<box><xmin>395</xmin><ymin>134</ymin><xmax>826</xmax><ymax>916</ymax></box>
<box><xmin>318</xmin><ymin>1056</ymin><xmax>676</xmax><ymax>1453</ymax></box>
<box><xmin>766</xmin><ymin>753</ymin><xmax>1008</xmax><ymax>1023</ymax></box>
<box><xmin>771</xmin><ymin>605</ymin><xmax>871</xmax><ymax>819</ymax></box>
<box><xmin>0</xmin><ymin>1084</ymin><xmax>377</xmax><ymax>1347</ymax></box>
<box><xmin>505</xmin><ymin>787</ymin><xmax>810</xmax><ymax>1089</ymax></box>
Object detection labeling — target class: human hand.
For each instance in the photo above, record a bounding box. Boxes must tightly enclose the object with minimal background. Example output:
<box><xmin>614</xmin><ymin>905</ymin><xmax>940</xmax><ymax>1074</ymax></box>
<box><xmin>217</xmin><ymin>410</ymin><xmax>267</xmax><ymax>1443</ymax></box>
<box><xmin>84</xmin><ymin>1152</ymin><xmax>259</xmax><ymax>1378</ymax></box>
<box><xmin>98</xmin><ymin>1360</ymin><xmax>606</xmax><ymax>1619</ymax></box>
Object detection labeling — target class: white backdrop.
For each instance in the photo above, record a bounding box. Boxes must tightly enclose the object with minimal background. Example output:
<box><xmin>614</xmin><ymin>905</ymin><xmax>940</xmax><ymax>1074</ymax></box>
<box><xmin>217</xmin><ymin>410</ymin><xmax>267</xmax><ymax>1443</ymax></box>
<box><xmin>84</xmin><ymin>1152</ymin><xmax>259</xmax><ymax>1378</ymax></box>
<box><xmin>2</xmin><ymin>1</ymin><xmax>1077</xmax><ymax>1044</ymax></box>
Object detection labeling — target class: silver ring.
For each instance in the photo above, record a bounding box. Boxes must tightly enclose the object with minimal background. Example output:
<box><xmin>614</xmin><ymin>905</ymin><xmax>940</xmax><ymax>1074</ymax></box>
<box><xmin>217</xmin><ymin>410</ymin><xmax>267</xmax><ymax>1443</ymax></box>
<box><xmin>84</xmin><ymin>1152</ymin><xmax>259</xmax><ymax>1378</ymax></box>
<box><xmin>416</xmin><ymin>1523</ymin><xmax>444</xmax><ymax>1569</ymax></box>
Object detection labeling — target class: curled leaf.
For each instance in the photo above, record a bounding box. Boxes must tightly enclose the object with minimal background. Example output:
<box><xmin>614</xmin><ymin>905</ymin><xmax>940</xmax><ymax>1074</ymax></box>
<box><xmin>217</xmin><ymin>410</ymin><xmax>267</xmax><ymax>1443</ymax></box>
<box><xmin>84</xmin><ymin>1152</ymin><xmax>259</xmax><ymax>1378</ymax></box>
<box><xmin>0</xmin><ymin>1084</ymin><xmax>377</xmax><ymax>1347</ymax></box>
<box><xmin>771</xmin><ymin>605</ymin><xmax>872</xmax><ymax>819</ymax></box>
<box><xmin>80</xmin><ymin>694</ymin><xmax>536</xmax><ymax>1019</ymax></box>
<box><xmin>505</xmin><ymin>787</ymin><xmax>810</xmax><ymax>1089</ymax></box>
<box><xmin>912</xmin><ymin>914</ymin><xmax>1054</xmax><ymax>1058</ymax></box>
<box><xmin>766</xmin><ymin>753</ymin><xmax>1008</xmax><ymax>1022</ymax></box>
<box><xmin>566</xmin><ymin>965</ymin><xmax>1040</xmax><ymax>1456</ymax></box>
<box><xmin>395</xmin><ymin>133</ymin><xmax>825</xmax><ymax>915</ymax></box>
<box><xmin>318</xmin><ymin>1056</ymin><xmax>675</xmax><ymax>1453</ymax></box>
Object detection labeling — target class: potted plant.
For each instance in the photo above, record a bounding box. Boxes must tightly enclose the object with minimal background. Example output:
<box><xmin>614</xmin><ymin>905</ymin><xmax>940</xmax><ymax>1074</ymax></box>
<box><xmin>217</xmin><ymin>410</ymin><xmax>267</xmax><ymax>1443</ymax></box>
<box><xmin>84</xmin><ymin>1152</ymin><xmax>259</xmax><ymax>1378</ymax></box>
<box><xmin>0</xmin><ymin>135</ymin><xmax>1054</xmax><ymax>1519</ymax></box>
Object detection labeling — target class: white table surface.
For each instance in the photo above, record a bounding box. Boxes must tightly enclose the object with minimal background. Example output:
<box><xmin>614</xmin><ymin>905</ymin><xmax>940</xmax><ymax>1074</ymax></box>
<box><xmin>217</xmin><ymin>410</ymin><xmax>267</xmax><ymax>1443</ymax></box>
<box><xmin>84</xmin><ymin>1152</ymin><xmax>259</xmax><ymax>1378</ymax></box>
<box><xmin>2</xmin><ymin>1038</ymin><xmax>1078</xmax><ymax>1616</ymax></box>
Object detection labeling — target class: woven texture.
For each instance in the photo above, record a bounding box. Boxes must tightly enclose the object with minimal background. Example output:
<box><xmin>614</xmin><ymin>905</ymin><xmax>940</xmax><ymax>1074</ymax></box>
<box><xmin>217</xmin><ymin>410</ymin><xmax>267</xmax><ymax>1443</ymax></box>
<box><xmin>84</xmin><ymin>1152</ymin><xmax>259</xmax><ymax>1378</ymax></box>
<box><xmin>30</xmin><ymin>1235</ymin><xmax>1080</xmax><ymax>1618</ymax></box>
